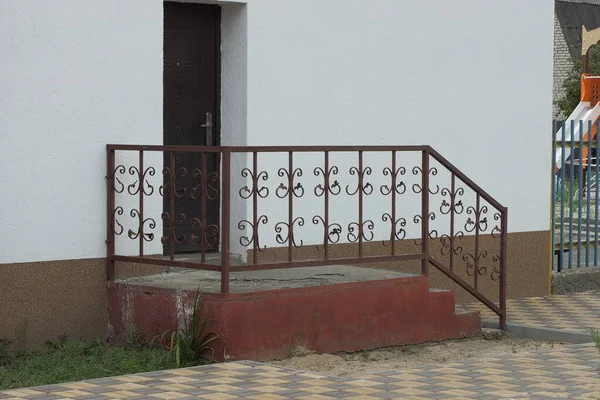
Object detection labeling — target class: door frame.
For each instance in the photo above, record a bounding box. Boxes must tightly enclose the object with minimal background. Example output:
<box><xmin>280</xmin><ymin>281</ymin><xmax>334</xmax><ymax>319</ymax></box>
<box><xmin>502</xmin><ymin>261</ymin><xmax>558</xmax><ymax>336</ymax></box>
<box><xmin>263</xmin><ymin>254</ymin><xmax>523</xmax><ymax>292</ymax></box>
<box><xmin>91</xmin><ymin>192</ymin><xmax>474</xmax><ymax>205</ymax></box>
<box><xmin>162</xmin><ymin>1</ymin><xmax>222</xmax><ymax>254</ymax></box>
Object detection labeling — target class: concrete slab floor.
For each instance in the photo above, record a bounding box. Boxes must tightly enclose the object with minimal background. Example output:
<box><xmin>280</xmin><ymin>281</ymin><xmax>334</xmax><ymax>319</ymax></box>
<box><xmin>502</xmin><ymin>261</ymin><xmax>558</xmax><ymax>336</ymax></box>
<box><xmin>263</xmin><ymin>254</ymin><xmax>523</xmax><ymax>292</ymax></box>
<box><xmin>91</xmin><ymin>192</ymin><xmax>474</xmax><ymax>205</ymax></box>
<box><xmin>116</xmin><ymin>264</ymin><xmax>418</xmax><ymax>293</ymax></box>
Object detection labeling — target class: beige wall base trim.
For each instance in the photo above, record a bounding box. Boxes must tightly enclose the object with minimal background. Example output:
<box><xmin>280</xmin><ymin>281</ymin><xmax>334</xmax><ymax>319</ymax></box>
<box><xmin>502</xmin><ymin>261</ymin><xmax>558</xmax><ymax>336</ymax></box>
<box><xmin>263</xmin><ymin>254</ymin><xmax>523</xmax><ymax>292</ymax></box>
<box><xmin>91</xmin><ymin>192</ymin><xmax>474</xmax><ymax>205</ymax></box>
<box><xmin>0</xmin><ymin>230</ymin><xmax>548</xmax><ymax>349</ymax></box>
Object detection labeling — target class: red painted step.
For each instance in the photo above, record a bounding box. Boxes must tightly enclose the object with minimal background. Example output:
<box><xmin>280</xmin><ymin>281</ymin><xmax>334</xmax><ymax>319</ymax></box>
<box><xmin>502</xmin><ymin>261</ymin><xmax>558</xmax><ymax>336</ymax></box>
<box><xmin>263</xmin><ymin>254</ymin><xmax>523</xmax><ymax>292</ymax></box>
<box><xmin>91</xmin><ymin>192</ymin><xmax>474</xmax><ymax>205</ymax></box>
<box><xmin>108</xmin><ymin>274</ymin><xmax>480</xmax><ymax>362</ymax></box>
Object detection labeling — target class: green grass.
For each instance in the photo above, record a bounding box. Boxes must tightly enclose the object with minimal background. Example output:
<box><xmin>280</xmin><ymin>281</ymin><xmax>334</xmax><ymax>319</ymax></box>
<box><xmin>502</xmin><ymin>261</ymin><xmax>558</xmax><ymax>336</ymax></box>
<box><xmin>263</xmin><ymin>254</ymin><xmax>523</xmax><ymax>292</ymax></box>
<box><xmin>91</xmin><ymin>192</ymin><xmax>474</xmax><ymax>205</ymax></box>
<box><xmin>0</xmin><ymin>337</ymin><xmax>182</xmax><ymax>390</ymax></box>
<box><xmin>592</xmin><ymin>328</ymin><xmax>600</xmax><ymax>353</ymax></box>
<box><xmin>0</xmin><ymin>295</ymin><xmax>219</xmax><ymax>390</ymax></box>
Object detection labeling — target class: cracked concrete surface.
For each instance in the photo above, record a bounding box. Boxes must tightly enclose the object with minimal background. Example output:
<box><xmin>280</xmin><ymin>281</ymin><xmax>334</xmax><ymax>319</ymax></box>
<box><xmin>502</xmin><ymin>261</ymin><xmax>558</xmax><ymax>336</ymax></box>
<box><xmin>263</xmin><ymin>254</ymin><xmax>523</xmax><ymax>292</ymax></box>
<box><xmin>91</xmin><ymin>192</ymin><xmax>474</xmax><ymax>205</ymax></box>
<box><xmin>116</xmin><ymin>265</ymin><xmax>416</xmax><ymax>293</ymax></box>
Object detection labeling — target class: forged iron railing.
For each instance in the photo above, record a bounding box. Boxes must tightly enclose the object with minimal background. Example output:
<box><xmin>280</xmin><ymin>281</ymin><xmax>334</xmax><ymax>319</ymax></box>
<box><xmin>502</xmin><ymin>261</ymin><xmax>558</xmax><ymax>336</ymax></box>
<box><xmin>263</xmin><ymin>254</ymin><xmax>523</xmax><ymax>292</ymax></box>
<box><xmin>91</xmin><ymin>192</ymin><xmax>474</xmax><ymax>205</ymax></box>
<box><xmin>106</xmin><ymin>145</ymin><xmax>508</xmax><ymax>328</ymax></box>
<box><xmin>553</xmin><ymin>120</ymin><xmax>600</xmax><ymax>272</ymax></box>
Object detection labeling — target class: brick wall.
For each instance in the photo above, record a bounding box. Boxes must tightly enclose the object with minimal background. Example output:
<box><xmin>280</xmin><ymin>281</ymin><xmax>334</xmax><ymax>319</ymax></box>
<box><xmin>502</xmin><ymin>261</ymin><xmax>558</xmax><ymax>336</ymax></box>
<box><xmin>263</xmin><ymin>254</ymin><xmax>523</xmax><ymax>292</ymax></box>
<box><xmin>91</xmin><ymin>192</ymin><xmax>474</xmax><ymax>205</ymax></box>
<box><xmin>553</xmin><ymin>12</ymin><xmax>574</xmax><ymax>119</ymax></box>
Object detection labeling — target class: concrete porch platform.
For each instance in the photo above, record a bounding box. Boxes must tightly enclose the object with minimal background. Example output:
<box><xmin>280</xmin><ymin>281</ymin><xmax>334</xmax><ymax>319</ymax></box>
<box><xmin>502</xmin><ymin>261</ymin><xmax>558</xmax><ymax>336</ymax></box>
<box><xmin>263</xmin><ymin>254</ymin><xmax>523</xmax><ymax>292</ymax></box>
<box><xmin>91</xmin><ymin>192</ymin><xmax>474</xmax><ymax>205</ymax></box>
<box><xmin>109</xmin><ymin>266</ymin><xmax>481</xmax><ymax>361</ymax></box>
<box><xmin>116</xmin><ymin>264</ymin><xmax>417</xmax><ymax>293</ymax></box>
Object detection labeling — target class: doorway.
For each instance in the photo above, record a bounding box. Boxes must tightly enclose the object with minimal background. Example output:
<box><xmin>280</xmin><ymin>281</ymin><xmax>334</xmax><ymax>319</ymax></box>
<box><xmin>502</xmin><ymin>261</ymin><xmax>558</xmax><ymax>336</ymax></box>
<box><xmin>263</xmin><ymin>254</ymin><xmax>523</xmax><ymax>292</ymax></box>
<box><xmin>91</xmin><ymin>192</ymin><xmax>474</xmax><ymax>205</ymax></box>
<box><xmin>163</xmin><ymin>1</ymin><xmax>221</xmax><ymax>254</ymax></box>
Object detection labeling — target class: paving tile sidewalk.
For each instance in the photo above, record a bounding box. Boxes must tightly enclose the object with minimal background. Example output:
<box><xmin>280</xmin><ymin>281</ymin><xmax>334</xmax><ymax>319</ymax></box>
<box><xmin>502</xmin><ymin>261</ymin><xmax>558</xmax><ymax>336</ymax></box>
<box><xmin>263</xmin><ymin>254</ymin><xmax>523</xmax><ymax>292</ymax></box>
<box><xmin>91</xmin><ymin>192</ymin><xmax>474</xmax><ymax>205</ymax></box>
<box><xmin>3</xmin><ymin>292</ymin><xmax>600</xmax><ymax>399</ymax></box>
<box><xmin>462</xmin><ymin>290</ymin><xmax>600</xmax><ymax>335</ymax></box>
<box><xmin>1</xmin><ymin>343</ymin><xmax>599</xmax><ymax>399</ymax></box>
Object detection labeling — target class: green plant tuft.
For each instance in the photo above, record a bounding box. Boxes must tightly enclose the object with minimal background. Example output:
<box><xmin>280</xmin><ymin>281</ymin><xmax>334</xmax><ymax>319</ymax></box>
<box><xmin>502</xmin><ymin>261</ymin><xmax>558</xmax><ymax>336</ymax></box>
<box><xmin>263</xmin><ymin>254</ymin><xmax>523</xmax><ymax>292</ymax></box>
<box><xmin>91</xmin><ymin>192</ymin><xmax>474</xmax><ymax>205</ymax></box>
<box><xmin>591</xmin><ymin>328</ymin><xmax>600</xmax><ymax>351</ymax></box>
<box><xmin>155</xmin><ymin>292</ymin><xmax>219</xmax><ymax>368</ymax></box>
<box><xmin>124</xmin><ymin>326</ymin><xmax>144</xmax><ymax>348</ymax></box>
<box><xmin>591</xmin><ymin>328</ymin><xmax>600</xmax><ymax>372</ymax></box>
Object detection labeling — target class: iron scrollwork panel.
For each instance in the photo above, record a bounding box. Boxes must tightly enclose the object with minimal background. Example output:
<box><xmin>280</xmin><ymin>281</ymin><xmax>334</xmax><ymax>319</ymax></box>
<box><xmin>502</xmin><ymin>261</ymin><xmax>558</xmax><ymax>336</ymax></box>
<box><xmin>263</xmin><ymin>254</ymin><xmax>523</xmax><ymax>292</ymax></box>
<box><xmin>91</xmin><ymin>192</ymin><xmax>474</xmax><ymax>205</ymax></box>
<box><xmin>433</xmin><ymin>175</ymin><xmax>504</xmax><ymax>282</ymax></box>
<box><xmin>239</xmin><ymin>168</ymin><xmax>269</xmax><ymax>199</ymax></box>
<box><xmin>238</xmin><ymin>216</ymin><xmax>268</xmax><ymax>250</ymax></box>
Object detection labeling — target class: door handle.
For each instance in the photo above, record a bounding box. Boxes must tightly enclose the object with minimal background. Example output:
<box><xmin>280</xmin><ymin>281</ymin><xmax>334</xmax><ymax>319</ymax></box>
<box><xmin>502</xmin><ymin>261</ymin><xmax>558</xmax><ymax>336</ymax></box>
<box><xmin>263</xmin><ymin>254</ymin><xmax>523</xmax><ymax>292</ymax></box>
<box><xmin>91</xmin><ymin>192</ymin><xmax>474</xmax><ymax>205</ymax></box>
<box><xmin>201</xmin><ymin>112</ymin><xmax>213</xmax><ymax>146</ymax></box>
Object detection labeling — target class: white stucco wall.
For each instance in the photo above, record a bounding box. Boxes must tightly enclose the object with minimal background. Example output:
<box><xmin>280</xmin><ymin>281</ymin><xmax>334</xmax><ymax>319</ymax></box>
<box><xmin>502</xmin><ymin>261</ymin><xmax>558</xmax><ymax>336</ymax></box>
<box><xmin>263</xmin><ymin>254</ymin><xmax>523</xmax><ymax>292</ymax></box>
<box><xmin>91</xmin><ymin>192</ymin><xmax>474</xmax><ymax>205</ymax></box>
<box><xmin>0</xmin><ymin>0</ymin><xmax>163</xmax><ymax>263</ymax></box>
<box><xmin>243</xmin><ymin>0</ymin><xmax>554</xmax><ymax>248</ymax></box>
<box><xmin>0</xmin><ymin>0</ymin><xmax>553</xmax><ymax>264</ymax></box>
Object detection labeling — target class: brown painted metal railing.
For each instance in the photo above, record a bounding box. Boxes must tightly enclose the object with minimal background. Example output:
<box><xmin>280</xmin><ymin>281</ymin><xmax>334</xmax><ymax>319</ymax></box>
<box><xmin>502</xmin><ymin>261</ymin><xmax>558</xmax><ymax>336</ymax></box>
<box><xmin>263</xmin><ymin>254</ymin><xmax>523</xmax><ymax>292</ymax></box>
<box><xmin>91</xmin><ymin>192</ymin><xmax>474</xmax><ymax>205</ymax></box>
<box><xmin>106</xmin><ymin>145</ymin><xmax>508</xmax><ymax>329</ymax></box>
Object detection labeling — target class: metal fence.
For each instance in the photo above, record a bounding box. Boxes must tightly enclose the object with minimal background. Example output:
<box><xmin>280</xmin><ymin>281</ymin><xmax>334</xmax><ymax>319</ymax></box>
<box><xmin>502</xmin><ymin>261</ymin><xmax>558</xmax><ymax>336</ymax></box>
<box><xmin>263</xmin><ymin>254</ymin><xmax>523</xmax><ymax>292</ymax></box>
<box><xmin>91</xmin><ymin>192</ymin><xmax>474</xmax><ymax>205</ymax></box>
<box><xmin>552</xmin><ymin>120</ymin><xmax>600</xmax><ymax>271</ymax></box>
<box><xmin>106</xmin><ymin>144</ymin><xmax>508</xmax><ymax>328</ymax></box>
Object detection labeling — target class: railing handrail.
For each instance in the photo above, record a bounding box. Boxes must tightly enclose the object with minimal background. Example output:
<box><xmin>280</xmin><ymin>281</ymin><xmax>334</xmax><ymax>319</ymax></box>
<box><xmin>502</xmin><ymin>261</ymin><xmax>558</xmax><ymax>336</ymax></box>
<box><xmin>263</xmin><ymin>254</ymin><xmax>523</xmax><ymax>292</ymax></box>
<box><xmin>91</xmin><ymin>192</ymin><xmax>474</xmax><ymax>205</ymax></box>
<box><xmin>107</xmin><ymin>144</ymin><xmax>429</xmax><ymax>152</ymax></box>
<box><xmin>427</xmin><ymin>146</ymin><xmax>507</xmax><ymax>213</ymax></box>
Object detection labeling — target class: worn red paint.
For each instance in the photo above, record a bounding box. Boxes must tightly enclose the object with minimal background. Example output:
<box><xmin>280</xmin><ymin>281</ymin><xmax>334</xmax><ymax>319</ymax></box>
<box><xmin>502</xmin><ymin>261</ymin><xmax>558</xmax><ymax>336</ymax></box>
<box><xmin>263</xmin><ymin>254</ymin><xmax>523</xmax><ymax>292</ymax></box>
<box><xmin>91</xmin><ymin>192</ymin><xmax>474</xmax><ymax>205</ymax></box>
<box><xmin>108</xmin><ymin>276</ymin><xmax>480</xmax><ymax>362</ymax></box>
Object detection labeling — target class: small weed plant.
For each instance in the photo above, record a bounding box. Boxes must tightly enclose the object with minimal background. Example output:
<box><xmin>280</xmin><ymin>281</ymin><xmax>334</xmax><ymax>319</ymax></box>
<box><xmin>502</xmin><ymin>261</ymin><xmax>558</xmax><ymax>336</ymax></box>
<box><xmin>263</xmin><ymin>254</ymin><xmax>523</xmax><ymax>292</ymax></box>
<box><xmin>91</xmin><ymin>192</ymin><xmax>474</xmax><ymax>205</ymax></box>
<box><xmin>124</xmin><ymin>326</ymin><xmax>144</xmax><ymax>348</ymax></box>
<box><xmin>155</xmin><ymin>292</ymin><xmax>219</xmax><ymax>368</ymax></box>
<box><xmin>0</xmin><ymin>294</ymin><xmax>220</xmax><ymax>390</ymax></box>
<box><xmin>591</xmin><ymin>328</ymin><xmax>600</xmax><ymax>371</ymax></box>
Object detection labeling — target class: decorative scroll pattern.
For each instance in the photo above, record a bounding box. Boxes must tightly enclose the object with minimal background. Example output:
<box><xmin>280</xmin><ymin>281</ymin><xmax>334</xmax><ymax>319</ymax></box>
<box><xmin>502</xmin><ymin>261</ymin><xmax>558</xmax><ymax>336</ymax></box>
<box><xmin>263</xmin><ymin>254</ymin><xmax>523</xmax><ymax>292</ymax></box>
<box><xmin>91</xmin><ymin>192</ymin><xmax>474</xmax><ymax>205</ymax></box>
<box><xmin>440</xmin><ymin>231</ymin><xmax>464</xmax><ymax>256</ymax></box>
<box><xmin>438</xmin><ymin>185</ymin><xmax>466</xmax><ymax>259</ymax></box>
<box><xmin>109</xmin><ymin>154</ymin><xmax>222</xmax><ymax>251</ymax></box>
<box><xmin>191</xmin><ymin>168</ymin><xmax>219</xmax><ymax>200</ymax></box>
<box><xmin>380</xmin><ymin>166</ymin><xmax>407</xmax><ymax>195</ymax></box>
<box><xmin>466</xmin><ymin>205</ymin><xmax>489</xmax><ymax>233</ymax></box>
<box><xmin>381</xmin><ymin>213</ymin><xmax>407</xmax><ymax>245</ymax></box>
<box><xmin>113</xmin><ymin>206</ymin><xmax>124</xmax><ymax>236</ymax></box>
<box><xmin>412</xmin><ymin>166</ymin><xmax>440</xmax><ymax>194</ymax></box>
<box><xmin>347</xmin><ymin>220</ymin><xmax>375</xmax><ymax>243</ymax></box>
<box><xmin>276</xmin><ymin>168</ymin><xmax>304</xmax><ymax>198</ymax></box>
<box><xmin>314</xmin><ymin>166</ymin><xmax>341</xmax><ymax>196</ymax></box>
<box><xmin>127</xmin><ymin>209</ymin><xmax>156</xmax><ymax>241</ymax></box>
<box><xmin>430</xmin><ymin>176</ymin><xmax>504</xmax><ymax>282</ymax></box>
<box><xmin>161</xmin><ymin>212</ymin><xmax>187</xmax><ymax>245</ymax></box>
<box><xmin>275</xmin><ymin>217</ymin><xmax>305</xmax><ymax>247</ymax></box>
<box><xmin>312</xmin><ymin>165</ymin><xmax>342</xmax><ymax>249</ymax></box>
<box><xmin>413</xmin><ymin>212</ymin><xmax>438</xmax><ymax>246</ymax></box>
<box><xmin>240</xmin><ymin>169</ymin><xmax>269</xmax><ymax>199</ymax></box>
<box><xmin>128</xmin><ymin>166</ymin><xmax>156</xmax><ymax>196</ymax></box>
<box><xmin>113</xmin><ymin>165</ymin><xmax>126</xmax><ymax>194</ymax></box>
<box><xmin>190</xmin><ymin>218</ymin><xmax>219</xmax><ymax>249</ymax></box>
<box><xmin>491</xmin><ymin>212</ymin><xmax>503</xmax><ymax>280</ymax></box>
<box><xmin>238</xmin><ymin>216</ymin><xmax>268</xmax><ymax>250</ymax></box>
<box><xmin>345</xmin><ymin>166</ymin><xmax>373</xmax><ymax>195</ymax></box>
<box><xmin>312</xmin><ymin>216</ymin><xmax>342</xmax><ymax>247</ymax></box>
<box><xmin>109</xmin><ymin>150</ymin><xmax>504</xmax><ymax>287</ymax></box>
<box><xmin>160</xmin><ymin>166</ymin><xmax>188</xmax><ymax>198</ymax></box>
<box><xmin>440</xmin><ymin>187</ymin><xmax>465</xmax><ymax>215</ymax></box>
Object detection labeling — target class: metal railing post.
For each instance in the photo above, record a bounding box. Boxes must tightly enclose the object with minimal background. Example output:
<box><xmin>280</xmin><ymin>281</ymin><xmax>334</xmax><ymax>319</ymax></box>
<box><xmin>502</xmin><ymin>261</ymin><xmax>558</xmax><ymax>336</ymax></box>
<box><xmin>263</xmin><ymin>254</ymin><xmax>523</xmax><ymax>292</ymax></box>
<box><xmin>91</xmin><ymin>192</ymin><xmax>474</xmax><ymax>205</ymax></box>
<box><xmin>596</xmin><ymin>120</ymin><xmax>600</xmax><ymax>267</ymax></box>
<box><xmin>421</xmin><ymin>148</ymin><xmax>430</xmax><ymax>275</ymax></box>
<box><xmin>139</xmin><ymin>150</ymin><xmax>144</xmax><ymax>257</ymax></box>
<box><xmin>587</xmin><ymin>120</ymin><xmax>593</xmax><ymax>267</ymax></box>
<box><xmin>559</xmin><ymin>120</ymin><xmax>566</xmax><ymax>272</ymax></box>
<box><xmin>500</xmin><ymin>208</ymin><xmax>508</xmax><ymax>330</ymax></box>
<box><xmin>106</xmin><ymin>147</ymin><xmax>116</xmax><ymax>281</ymax></box>
<box><xmin>221</xmin><ymin>149</ymin><xmax>231</xmax><ymax>294</ymax></box>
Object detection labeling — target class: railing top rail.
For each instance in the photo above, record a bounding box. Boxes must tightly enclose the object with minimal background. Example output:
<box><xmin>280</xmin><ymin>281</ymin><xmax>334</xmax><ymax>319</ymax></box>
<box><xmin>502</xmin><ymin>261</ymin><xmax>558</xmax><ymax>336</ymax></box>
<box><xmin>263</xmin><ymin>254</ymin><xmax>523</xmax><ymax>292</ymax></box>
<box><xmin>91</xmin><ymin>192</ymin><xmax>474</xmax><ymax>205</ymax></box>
<box><xmin>107</xmin><ymin>144</ymin><xmax>428</xmax><ymax>152</ymax></box>
<box><xmin>426</xmin><ymin>146</ymin><xmax>507</xmax><ymax>213</ymax></box>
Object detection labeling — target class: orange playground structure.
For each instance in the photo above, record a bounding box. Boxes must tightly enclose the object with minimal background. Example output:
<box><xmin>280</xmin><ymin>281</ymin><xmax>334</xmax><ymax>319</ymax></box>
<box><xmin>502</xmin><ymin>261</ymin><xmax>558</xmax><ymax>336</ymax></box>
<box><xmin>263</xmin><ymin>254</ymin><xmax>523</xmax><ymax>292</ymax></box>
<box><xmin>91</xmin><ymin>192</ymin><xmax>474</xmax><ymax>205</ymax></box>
<box><xmin>555</xmin><ymin>26</ymin><xmax>600</xmax><ymax>171</ymax></box>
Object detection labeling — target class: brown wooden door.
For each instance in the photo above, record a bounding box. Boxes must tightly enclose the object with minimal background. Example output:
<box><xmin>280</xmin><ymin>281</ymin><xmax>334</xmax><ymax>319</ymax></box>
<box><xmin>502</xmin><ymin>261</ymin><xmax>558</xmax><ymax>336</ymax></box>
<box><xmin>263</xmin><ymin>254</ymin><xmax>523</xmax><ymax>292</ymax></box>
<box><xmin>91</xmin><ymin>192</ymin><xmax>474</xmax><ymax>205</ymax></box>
<box><xmin>163</xmin><ymin>2</ymin><xmax>220</xmax><ymax>254</ymax></box>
